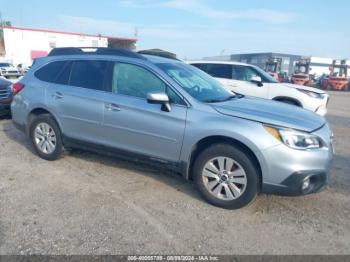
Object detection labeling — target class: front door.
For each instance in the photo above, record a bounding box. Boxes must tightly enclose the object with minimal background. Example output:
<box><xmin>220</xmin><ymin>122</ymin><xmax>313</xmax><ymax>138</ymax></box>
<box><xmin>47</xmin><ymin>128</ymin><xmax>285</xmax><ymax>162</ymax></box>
<box><xmin>229</xmin><ymin>65</ymin><xmax>269</xmax><ymax>98</ymax></box>
<box><xmin>102</xmin><ymin>62</ymin><xmax>187</xmax><ymax>162</ymax></box>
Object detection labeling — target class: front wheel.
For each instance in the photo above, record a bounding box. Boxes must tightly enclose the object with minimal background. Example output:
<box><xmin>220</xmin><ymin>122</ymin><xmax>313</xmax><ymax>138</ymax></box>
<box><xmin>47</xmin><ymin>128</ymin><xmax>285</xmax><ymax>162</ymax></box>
<box><xmin>193</xmin><ymin>144</ymin><xmax>259</xmax><ymax>209</ymax></box>
<box><xmin>29</xmin><ymin>114</ymin><xmax>63</xmax><ymax>161</ymax></box>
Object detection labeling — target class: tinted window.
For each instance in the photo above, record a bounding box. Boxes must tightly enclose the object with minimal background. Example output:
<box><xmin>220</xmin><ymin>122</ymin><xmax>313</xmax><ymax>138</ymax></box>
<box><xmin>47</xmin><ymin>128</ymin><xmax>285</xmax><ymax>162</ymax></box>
<box><xmin>167</xmin><ymin>87</ymin><xmax>186</xmax><ymax>105</ymax></box>
<box><xmin>112</xmin><ymin>63</ymin><xmax>166</xmax><ymax>99</ymax></box>
<box><xmin>252</xmin><ymin>65</ymin><xmax>279</xmax><ymax>83</ymax></box>
<box><xmin>55</xmin><ymin>62</ymin><xmax>72</xmax><ymax>85</ymax></box>
<box><xmin>191</xmin><ymin>63</ymin><xmax>207</xmax><ymax>71</ymax></box>
<box><xmin>232</xmin><ymin>65</ymin><xmax>258</xmax><ymax>81</ymax></box>
<box><xmin>35</xmin><ymin>61</ymin><xmax>68</xmax><ymax>83</ymax></box>
<box><xmin>232</xmin><ymin>65</ymin><xmax>278</xmax><ymax>83</ymax></box>
<box><xmin>70</xmin><ymin>60</ymin><xmax>108</xmax><ymax>91</ymax></box>
<box><xmin>204</xmin><ymin>64</ymin><xmax>232</xmax><ymax>79</ymax></box>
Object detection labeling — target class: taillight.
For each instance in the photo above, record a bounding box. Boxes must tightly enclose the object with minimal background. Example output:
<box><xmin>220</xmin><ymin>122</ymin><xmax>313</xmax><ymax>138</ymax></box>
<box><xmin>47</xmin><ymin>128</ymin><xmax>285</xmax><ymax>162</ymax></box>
<box><xmin>12</xmin><ymin>82</ymin><xmax>25</xmax><ymax>96</ymax></box>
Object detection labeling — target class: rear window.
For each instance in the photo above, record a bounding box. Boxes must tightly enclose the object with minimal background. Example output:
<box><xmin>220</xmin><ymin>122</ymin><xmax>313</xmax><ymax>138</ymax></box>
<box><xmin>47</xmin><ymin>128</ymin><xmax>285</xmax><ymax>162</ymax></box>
<box><xmin>70</xmin><ymin>60</ymin><xmax>108</xmax><ymax>91</ymax></box>
<box><xmin>192</xmin><ymin>63</ymin><xmax>233</xmax><ymax>79</ymax></box>
<box><xmin>35</xmin><ymin>61</ymin><xmax>69</xmax><ymax>84</ymax></box>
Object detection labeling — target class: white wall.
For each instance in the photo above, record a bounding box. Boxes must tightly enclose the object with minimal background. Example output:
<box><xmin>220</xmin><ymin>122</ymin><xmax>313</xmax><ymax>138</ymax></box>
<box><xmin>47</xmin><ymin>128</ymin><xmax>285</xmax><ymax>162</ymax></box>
<box><xmin>309</xmin><ymin>65</ymin><xmax>330</xmax><ymax>76</ymax></box>
<box><xmin>3</xmin><ymin>28</ymin><xmax>108</xmax><ymax>65</ymax></box>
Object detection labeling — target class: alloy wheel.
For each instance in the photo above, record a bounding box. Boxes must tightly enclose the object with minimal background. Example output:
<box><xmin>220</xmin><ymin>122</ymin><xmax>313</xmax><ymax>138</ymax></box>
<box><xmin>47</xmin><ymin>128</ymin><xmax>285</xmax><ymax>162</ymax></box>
<box><xmin>34</xmin><ymin>122</ymin><xmax>57</xmax><ymax>154</ymax></box>
<box><xmin>202</xmin><ymin>156</ymin><xmax>247</xmax><ymax>200</ymax></box>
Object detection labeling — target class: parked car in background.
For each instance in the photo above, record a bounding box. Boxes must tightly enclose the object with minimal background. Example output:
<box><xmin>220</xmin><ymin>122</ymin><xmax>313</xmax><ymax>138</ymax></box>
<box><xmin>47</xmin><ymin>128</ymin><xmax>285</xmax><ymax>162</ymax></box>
<box><xmin>0</xmin><ymin>62</ymin><xmax>22</xmax><ymax>78</ymax></box>
<box><xmin>17</xmin><ymin>63</ymin><xmax>32</xmax><ymax>76</ymax></box>
<box><xmin>189</xmin><ymin>61</ymin><xmax>329</xmax><ymax>116</ymax></box>
<box><xmin>11</xmin><ymin>47</ymin><xmax>333</xmax><ymax>209</ymax></box>
<box><xmin>0</xmin><ymin>77</ymin><xmax>13</xmax><ymax>117</ymax></box>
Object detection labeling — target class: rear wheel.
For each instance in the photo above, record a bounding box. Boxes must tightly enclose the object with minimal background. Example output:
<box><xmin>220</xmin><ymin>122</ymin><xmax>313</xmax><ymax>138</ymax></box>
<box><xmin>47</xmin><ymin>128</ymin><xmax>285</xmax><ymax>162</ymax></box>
<box><xmin>193</xmin><ymin>144</ymin><xmax>259</xmax><ymax>209</ymax></box>
<box><xmin>29</xmin><ymin>114</ymin><xmax>63</xmax><ymax>161</ymax></box>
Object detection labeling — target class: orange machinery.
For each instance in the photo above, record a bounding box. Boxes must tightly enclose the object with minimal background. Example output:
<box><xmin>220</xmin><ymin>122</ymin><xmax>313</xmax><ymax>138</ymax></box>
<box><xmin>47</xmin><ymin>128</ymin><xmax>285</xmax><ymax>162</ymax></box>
<box><xmin>291</xmin><ymin>58</ymin><xmax>313</xmax><ymax>86</ymax></box>
<box><xmin>319</xmin><ymin>59</ymin><xmax>349</xmax><ymax>91</ymax></box>
<box><xmin>265</xmin><ymin>57</ymin><xmax>283</xmax><ymax>82</ymax></box>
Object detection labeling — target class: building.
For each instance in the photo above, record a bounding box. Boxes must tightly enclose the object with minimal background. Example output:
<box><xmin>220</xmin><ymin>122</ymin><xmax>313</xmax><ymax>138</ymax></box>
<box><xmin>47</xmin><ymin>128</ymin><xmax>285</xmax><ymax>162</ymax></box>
<box><xmin>203</xmin><ymin>52</ymin><xmax>338</xmax><ymax>76</ymax></box>
<box><xmin>0</xmin><ymin>26</ymin><xmax>137</xmax><ymax>65</ymax></box>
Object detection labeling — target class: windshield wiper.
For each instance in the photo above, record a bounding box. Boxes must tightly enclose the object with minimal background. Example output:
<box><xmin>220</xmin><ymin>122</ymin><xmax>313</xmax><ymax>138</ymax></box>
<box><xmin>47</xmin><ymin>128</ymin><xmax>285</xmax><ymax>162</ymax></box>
<box><xmin>204</xmin><ymin>95</ymin><xmax>236</xmax><ymax>103</ymax></box>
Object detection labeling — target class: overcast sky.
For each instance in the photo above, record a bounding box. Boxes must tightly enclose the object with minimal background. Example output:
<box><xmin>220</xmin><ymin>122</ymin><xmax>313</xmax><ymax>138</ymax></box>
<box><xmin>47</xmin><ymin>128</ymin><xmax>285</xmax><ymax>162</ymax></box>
<box><xmin>1</xmin><ymin>0</ymin><xmax>349</xmax><ymax>59</ymax></box>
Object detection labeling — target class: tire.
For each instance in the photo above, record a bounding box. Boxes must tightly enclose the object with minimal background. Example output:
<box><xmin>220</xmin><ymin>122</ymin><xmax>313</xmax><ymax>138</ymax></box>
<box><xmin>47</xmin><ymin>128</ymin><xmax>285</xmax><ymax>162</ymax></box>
<box><xmin>29</xmin><ymin>114</ymin><xmax>63</xmax><ymax>161</ymax></box>
<box><xmin>193</xmin><ymin>143</ymin><xmax>259</xmax><ymax>209</ymax></box>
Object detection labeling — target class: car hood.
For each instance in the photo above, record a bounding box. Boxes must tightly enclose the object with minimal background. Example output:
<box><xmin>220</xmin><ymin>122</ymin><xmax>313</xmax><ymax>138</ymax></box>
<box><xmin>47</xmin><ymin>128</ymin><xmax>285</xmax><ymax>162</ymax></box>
<box><xmin>272</xmin><ymin>82</ymin><xmax>325</xmax><ymax>94</ymax></box>
<box><xmin>212</xmin><ymin>97</ymin><xmax>326</xmax><ymax>132</ymax></box>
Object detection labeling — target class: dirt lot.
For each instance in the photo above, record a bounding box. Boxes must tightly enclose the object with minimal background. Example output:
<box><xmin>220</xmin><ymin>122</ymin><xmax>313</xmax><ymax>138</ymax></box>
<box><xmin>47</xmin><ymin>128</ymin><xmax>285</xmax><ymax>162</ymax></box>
<box><xmin>0</xmin><ymin>91</ymin><xmax>349</xmax><ymax>255</ymax></box>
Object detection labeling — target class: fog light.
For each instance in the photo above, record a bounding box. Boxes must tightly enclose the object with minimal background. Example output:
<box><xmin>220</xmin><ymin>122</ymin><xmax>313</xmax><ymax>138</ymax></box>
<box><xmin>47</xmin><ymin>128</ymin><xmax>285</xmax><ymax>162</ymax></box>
<box><xmin>301</xmin><ymin>177</ymin><xmax>311</xmax><ymax>191</ymax></box>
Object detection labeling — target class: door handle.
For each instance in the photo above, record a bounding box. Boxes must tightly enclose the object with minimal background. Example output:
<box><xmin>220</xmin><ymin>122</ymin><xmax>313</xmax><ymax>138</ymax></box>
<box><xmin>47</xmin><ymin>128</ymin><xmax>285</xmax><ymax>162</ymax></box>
<box><xmin>105</xmin><ymin>103</ymin><xmax>121</xmax><ymax>112</ymax></box>
<box><xmin>52</xmin><ymin>92</ymin><xmax>64</xmax><ymax>99</ymax></box>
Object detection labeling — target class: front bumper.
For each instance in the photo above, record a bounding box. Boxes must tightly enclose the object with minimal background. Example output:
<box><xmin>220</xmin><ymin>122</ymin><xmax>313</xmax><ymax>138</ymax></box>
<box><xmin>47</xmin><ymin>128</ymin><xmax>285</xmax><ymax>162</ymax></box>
<box><xmin>1</xmin><ymin>72</ymin><xmax>22</xmax><ymax>77</ymax></box>
<box><xmin>262</xmin><ymin>170</ymin><xmax>329</xmax><ymax>196</ymax></box>
<box><xmin>259</xmin><ymin>124</ymin><xmax>334</xmax><ymax>196</ymax></box>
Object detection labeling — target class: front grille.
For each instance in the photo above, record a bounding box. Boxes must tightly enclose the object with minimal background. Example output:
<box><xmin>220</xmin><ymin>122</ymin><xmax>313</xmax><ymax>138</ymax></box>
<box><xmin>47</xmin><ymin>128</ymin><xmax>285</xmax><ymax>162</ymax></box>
<box><xmin>7</xmin><ymin>71</ymin><xmax>19</xmax><ymax>74</ymax></box>
<box><xmin>0</xmin><ymin>86</ymin><xmax>12</xmax><ymax>99</ymax></box>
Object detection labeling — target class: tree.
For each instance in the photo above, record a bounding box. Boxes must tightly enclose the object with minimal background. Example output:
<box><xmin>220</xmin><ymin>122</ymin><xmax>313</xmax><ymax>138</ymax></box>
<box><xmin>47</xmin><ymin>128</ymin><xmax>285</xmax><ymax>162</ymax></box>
<box><xmin>0</xmin><ymin>21</ymin><xmax>11</xmax><ymax>27</ymax></box>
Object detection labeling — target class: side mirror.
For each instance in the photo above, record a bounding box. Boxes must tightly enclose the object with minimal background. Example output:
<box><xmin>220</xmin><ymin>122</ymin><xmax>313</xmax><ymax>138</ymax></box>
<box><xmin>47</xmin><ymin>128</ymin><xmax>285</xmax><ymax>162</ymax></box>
<box><xmin>147</xmin><ymin>92</ymin><xmax>171</xmax><ymax>112</ymax></box>
<box><xmin>251</xmin><ymin>76</ymin><xmax>263</xmax><ymax>86</ymax></box>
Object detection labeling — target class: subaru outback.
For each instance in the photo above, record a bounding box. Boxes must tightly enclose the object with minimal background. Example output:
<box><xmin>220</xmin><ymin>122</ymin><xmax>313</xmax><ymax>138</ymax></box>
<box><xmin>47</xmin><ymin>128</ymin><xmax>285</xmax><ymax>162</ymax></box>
<box><xmin>11</xmin><ymin>47</ymin><xmax>334</xmax><ymax>209</ymax></box>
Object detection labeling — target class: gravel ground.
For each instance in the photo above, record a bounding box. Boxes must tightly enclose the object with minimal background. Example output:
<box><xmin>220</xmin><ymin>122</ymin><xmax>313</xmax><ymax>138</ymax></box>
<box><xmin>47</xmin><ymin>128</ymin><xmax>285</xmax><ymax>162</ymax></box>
<box><xmin>0</xmin><ymin>91</ymin><xmax>349</xmax><ymax>255</ymax></box>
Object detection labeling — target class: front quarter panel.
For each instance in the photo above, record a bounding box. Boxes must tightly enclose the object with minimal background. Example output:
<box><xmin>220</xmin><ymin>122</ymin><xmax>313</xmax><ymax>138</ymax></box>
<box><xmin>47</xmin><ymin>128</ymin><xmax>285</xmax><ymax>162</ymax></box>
<box><xmin>180</xmin><ymin>106</ymin><xmax>281</xmax><ymax>178</ymax></box>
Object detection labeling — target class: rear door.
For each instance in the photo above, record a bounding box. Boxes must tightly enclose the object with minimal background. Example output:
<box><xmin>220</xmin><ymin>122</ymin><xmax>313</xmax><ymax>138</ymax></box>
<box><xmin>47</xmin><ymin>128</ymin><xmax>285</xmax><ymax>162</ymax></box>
<box><xmin>102</xmin><ymin>62</ymin><xmax>187</xmax><ymax>162</ymax></box>
<box><xmin>45</xmin><ymin>59</ymin><xmax>108</xmax><ymax>144</ymax></box>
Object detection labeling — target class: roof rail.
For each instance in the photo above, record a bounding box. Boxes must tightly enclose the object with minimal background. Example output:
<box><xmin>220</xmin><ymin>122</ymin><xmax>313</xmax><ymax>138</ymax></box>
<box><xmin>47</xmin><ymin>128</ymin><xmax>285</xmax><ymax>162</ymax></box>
<box><xmin>138</xmin><ymin>49</ymin><xmax>180</xmax><ymax>60</ymax></box>
<box><xmin>48</xmin><ymin>47</ymin><xmax>146</xmax><ymax>60</ymax></box>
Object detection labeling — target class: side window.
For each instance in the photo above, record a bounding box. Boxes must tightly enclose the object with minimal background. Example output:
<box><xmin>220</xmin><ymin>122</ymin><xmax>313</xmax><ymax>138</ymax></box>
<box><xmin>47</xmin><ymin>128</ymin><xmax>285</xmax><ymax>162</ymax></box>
<box><xmin>70</xmin><ymin>60</ymin><xmax>108</xmax><ymax>91</ymax></box>
<box><xmin>205</xmin><ymin>64</ymin><xmax>232</xmax><ymax>79</ymax></box>
<box><xmin>112</xmin><ymin>63</ymin><xmax>185</xmax><ymax>105</ymax></box>
<box><xmin>191</xmin><ymin>63</ymin><xmax>207</xmax><ymax>71</ymax></box>
<box><xmin>112</xmin><ymin>63</ymin><xmax>166</xmax><ymax>99</ymax></box>
<box><xmin>55</xmin><ymin>61</ymin><xmax>72</xmax><ymax>85</ymax></box>
<box><xmin>34</xmin><ymin>61</ymin><xmax>68</xmax><ymax>83</ymax></box>
<box><xmin>232</xmin><ymin>65</ymin><xmax>259</xmax><ymax>81</ymax></box>
<box><xmin>167</xmin><ymin>87</ymin><xmax>186</xmax><ymax>106</ymax></box>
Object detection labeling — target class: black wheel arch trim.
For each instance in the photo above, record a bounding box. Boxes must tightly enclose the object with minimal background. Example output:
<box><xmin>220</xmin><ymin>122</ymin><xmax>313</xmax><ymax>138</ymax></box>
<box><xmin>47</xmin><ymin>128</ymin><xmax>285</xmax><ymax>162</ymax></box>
<box><xmin>26</xmin><ymin>107</ymin><xmax>63</xmax><ymax>136</ymax></box>
<box><xmin>185</xmin><ymin>135</ymin><xmax>263</xmax><ymax>190</ymax></box>
<box><xmin>272</xmin><ymin>96</ymin><xmax>302</xmax><ymax>107</ymax></box>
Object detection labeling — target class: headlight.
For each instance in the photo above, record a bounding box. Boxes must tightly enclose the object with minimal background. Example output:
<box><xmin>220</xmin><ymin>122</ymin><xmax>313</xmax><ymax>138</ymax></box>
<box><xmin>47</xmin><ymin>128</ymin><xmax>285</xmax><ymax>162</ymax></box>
<box><xmin>264</xmin><ymin>125</ymin><xmax>322</xmax><ymax>150</ymax></box>
<box><xmin>297</xmin><ymin>88</ymin><xmax>323</xmax><ymax>99</ymax></box>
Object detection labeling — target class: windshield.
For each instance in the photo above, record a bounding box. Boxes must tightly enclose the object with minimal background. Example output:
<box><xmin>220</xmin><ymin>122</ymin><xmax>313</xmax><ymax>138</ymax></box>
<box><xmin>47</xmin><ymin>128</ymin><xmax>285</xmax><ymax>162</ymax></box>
<box><xmin>0</xmin><ymin>63</ymin><xmax>11</xmax><ymax>67</ymax></box>
<box><xmin>157</xmin><ymin>62</ymin><xmax>235</xmax><ymax>103</ymax></box>
<box><xmin>252</xmin><ymin>65</ymin><xmax>279</xmax><ymax>83</ymax></box>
